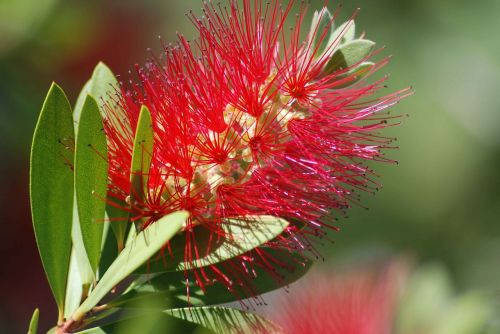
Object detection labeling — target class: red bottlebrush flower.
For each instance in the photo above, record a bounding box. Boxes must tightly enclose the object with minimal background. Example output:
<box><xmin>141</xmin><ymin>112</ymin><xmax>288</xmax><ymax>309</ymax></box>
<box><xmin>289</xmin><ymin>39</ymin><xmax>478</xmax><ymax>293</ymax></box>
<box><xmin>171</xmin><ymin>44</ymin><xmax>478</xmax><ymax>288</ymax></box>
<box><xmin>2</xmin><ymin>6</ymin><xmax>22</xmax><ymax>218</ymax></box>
<box><xmin>268</xmin><ymin>261</ymin><xmax>408</xmax><ymax>334</ymax></box>
<box><xmin>103</xmin><ymin>0</ymin><xmax>410</xmax><ymax>298</ymax></box>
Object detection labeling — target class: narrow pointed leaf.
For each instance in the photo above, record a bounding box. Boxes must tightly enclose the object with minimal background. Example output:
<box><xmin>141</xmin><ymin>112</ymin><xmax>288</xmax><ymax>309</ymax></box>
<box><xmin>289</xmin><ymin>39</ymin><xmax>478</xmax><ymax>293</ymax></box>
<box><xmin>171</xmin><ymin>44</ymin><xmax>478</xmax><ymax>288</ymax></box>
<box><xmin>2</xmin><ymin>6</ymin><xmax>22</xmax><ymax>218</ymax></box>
<box><xmin>73</xmin><ymin>62</ymin><xmax>129</xmax><ymax>252</ymax></box>
<box><xmin>169</xmin><ymin>249</ymin><xmax>312</xmax><ymax>306</ymax></box>
<box><xmin>73</xmin><ymin>211</ymin><xmax>188</xmax><ymax>320</ymax></box>
<box><xmin>115</xmin><ymin>248</ymin><xmax>312</xmax><ymax>308</ymax></box>
<box><xmin>76</xmin><ymin>311</ymin><xmax>212</xmax><ymax>334</ymax></box>
<box><xmin>28</xmin><ymin>308</ymin><xmax>39</xmax><ymax>334</ymax></box>
<box><xmin>30</xmin><ymin>83</ymin><xmax>74</xmax><ymax>311</ymax></box>
<box><xmin>107</xmin><ymin>202</ymin><xmax>130</xmax><ymax>251</ymax></box>
<box><xmin>308</xmin><ymin>7</ymin><xmax>334</xmax><ymax>57</ymax></box>
<box><xmin>76</xmin><ymin>308</ymin><xmax>271</xmax><ymax>334</ymax></box>
<box><xmin>129</xmin><ymin>106</ymin><xmax>154</xmax><ymax>231</ymax></box>
<box><xmin>68</xmin><ymin>62</ymin><xmax>119</xmax><ymax>302</ymax></box>
<box><xmin>64</xmin><ymin>248</ymin><xmax>87</xmax><ymax>317</ymax></box>
<box><xmin>329</xmin><ymin>20</ymin><xmax>356</xmax><ymax>46</ymax></box>
<box><xmin>75</xmin><ymin>95</ymin><xmax>108</xmax><ymax>273</ymax></box>
<box><xmin>332</xmin><ymin>61</ymin><xmax>375</xmax><ymax>88</ymax></box>
<box><xmin>324</xmin><ymin>39</ymin><xmax>376</xmax><ymax>75</ymax></box>
<box><xmin>166</xmin><ymin>306</ymin><xmax>281</xmax><ymax>334</ymax></box>
<box><xmin>98</xmin><ymin>220</ymin><xmax>119</xmax><ymax>276</ymax></box>
<box><xmin>68</xmin><ymin>196</ymin><xmax>94</xmax><ymax>298</ymax></box>
<box><xmin>135</xmin><ymin>216</ymin><xmax>289</xmax><ymax>273</ymax></box>
<box><xmin>135</xmin><ymin>216</ymin><xmax>288</xmax><ymax>274</ymax></box>
<box><xmin>74</xmin><ymin>62</ymin><xmax>118</xmax><ymax>122</ymax></box>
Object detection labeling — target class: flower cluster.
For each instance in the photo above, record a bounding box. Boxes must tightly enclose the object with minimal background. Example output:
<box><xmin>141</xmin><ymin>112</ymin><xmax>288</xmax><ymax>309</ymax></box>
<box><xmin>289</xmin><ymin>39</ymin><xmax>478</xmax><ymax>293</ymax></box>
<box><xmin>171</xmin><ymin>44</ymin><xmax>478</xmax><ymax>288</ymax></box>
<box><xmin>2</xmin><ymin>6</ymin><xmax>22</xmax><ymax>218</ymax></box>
<box><xmin>104</xmin><ymin>0</ymin><xmax>408</xmax><ymax>295</ymax></box>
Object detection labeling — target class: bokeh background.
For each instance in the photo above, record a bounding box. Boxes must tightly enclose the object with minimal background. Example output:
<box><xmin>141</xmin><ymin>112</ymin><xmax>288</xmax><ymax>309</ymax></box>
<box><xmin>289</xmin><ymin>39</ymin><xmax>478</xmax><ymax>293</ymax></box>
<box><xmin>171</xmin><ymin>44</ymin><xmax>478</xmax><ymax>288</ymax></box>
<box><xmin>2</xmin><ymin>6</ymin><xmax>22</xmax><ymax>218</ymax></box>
<box><xmin>1</xmin><ymin>0</ymin><xmax>499</xmax><ymax>332</ymax></box>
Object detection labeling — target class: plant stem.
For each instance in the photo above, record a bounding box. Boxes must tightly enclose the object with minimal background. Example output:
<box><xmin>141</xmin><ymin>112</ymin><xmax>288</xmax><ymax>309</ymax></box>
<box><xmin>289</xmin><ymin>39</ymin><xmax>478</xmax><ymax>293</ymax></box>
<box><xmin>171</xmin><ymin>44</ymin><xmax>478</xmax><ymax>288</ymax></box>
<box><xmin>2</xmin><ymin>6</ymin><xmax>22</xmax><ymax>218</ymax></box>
<box><xmin>57</xmin><ymin>308</ymin><xmax>64</xmax><ymax>326</ymax></box>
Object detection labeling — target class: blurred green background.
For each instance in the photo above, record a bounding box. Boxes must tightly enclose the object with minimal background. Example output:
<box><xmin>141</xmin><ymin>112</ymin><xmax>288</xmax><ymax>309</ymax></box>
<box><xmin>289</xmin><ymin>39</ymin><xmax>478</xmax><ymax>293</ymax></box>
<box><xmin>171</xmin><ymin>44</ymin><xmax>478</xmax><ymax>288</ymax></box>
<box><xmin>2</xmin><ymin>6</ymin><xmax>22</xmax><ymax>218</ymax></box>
<box><xmin>1</xmin><ymin>0</ymin><xmax>499</xmax><ymax>332</ymax></box>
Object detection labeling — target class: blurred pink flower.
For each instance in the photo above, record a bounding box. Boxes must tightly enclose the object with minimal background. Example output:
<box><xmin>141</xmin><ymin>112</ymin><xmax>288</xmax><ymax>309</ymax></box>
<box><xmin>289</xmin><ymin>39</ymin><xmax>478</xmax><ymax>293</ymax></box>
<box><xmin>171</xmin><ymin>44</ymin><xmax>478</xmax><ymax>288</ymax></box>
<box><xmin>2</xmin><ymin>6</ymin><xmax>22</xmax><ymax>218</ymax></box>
<box><xmin>270</xmin><ymin>261</ymin><xmax>408</xmax><ymax>334</ymax></box>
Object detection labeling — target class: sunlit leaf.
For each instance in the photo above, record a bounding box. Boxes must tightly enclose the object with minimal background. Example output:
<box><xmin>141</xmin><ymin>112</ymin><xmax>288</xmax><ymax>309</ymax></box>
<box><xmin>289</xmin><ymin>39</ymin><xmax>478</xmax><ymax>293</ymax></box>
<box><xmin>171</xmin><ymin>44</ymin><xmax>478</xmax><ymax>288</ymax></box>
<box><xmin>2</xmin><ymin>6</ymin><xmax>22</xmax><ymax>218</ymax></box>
<box><xmin>307</xmin><ymin>7</ymin><xmax>334</xmax><ymax>57</ymax></box>
<box><xmin>65</xmin><ymin>197</ymin><xmax>94</xmax><ymax>314</ymax></box>
<box><xmin>135</xmin><ymin>216</ymin><xmax>289</xmax><ymax>273</ymax></box>
<box><xmin>331</xmin><ymin>61</ymin><xmax>375</xmax><ymax>88</ymax></box>
<box><xmin>64</xmin><ymin>248</ymin><xmax>88</xmax><ymax>318</ymax></box>
<box><xmin>68</xmin><ymin>62</ymin><xmax>119</xmax><ymax>308</ymax></box>
<box><xmin>166</xmin><ymin>306</ymin><xmax>281</xmax><ymax>334</ymax></box>
<box><xmin>28</xmin><ymin>308</ymin><xmax>39</xmax><ymax>334</ymax></box>
<box><xmin>74</xmin><ymin>62</ymin><xmax>118</xmax><ymax>123</ymax></box>
<box><xmin>328</xmin><ymin>19</ymin><xmax>356</xmax><ymax>47</ymax></box>
<box><xmin>77</xmin><ymin>307</ymin><xmax>279</xmax><ymax>334</ymax></box>
<box><xmin>76</xmin><ymin>311</ymin><xmax>212</xmax><ymax>334</ymax></box>
<box><xmin>323</xmin><ymin>39</ymin><xmax>375</xmax><ymax>75</ymax></box>
<box><xmin>115</xmin><ymin>248</ymin><xmax>312</xmax><ymax>308</ymax></box>
<box><xmin>73</xmin><ymin>62</ymin><xmax>129</xmax><ymax>251</ymax></box>
<box><xmin>72</xmin><ymin>211</ymin><xmax>188</xmax><ymax>320</ymax></box>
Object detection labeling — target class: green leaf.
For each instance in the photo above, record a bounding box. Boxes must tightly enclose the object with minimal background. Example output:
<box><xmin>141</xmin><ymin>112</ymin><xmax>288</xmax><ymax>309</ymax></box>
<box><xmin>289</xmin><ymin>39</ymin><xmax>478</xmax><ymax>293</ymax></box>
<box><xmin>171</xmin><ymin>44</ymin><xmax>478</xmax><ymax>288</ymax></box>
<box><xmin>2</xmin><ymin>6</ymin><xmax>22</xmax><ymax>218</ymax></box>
<box><xmin>73</xmin><ymin>62</ymin><xmax>129</xmax><ymax>251</ymax></box>
<box><xmin>307</xmin><ymin>7</ymin><xmax>334</xmax><ymax>57</ymax></box>
<box><xmin>72</xmin><ymin>211</ymin><xmax>188</xmax><ymax>321</ymax></box>
<box><xmin>66</xmin><ymin>96</ymin><xmax>109</xmax><ymax>316</ymax></box>
<box><xmin>115</xmin><ymin>248</ymin><xmax>312</xmax><ymax>308</ymax></box>
<box><xmin>107</xmin><ymin>201</ymin><xmax>130</xmax><ymax>252</ymax></box>
<box><xmin>129</xmin><ymin>105</ymin><xmax>154</xmax><ymax>231</ymax></box>
<box><xmin>323</xmin><ymin>39</ymin><xmax>376</xmax><ymax>75</ymax></box>
<box><xmin>75</xmin><ymin>95</ymin><xmax>109</xmax><ymax>274</ymax></box>
<box><xmin>80</xmin><ymin>300</ymin><xmax>279</xmax><ymax>333</ymax></box>
<box><xmin>66</xmin><ymin>197</ymin><xmax>94</xmax><ymax>313</ymax></box>
<box><xmin>329</xmin><ymin>20</ymin><xmax>356</xmax><ymax>46</ymax></box>
<box><xmin>135</xmin><ymin>215</ymin><xmax>289</xmax><ymax>273</ymax></box>
<box><xmin>75</xmin><ymin>308</ymin><xmax>274</xmax><ymax>334</ymax></box>
<box><xmin>74</xmin><ymin>62</ymin><xmax>118</xmax><ymax>123</ymax></box>
<box><xmin>331</xmin><ymin>61</ymin><xmax>375</xmax><ymax>88</ymax></box>
<box><xmin>76</xmin><ymin>311</ymin><xmax>213</xmax><ymax>334</ymax></box>
<box><xmin>28</xmin><ymin>308</ymin><xmax>39</xmax><ymax>334</ymax></box>
<box><xmin>166</xmin><ymin>306</ymin><xmax>281</xmax><ymax>334</ymax></box>
<box><xmin>98</xmin><ymin>220</ymin><xmax>119</xmax><ymax>277</ymax></box>
<box><xmin>64</xmin><ymin>248</ymin><xmax>88</xmax><ymax>318</ymax></box>
<box><xmin>67</xmin><ymin>62</ymin><xmax>118</xmax><ymax>308</ymax></box>
<box><xmin>30</xmin><ymin>83</ymin><xmax>74</xmax><ymax>312</ymax></box>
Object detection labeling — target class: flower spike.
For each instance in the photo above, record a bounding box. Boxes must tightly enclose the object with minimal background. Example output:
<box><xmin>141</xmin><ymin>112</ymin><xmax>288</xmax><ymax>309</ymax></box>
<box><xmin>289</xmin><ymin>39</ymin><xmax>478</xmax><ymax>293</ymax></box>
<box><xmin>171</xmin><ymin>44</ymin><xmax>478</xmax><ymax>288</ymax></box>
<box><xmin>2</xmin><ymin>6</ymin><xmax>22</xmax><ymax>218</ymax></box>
<box><xmin>103</xmin><ymin>0</ymin><xmax>410</xmax><ymax>300</ymax></box>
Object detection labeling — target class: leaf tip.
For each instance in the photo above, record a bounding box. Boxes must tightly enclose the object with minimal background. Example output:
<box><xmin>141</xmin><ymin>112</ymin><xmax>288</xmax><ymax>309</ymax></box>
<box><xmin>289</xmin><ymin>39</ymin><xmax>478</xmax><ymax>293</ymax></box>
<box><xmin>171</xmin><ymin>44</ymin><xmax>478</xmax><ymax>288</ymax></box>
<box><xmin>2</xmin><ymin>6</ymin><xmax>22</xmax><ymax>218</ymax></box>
<box><xmin>82</xmin><ymin>93</ymin><xmax>99</xmax><ymax>109</ymax></box>
<box><xmin>28</xmin><ymin>308</ymin><xmax>40</xmax><ymax>334</ymax></box>
<box><xmin>139</xmin><ymin>104</ymin><xmax>151</xmax><ymax>115</ymax></box>
<box><xmin>47</xmin><ymin>82</ymin><xmax>65</xmax><ymax>98</ymax></box>
<box><xmin>94</xmin><ymin>61</ymin><xmax>113</xmax><ymax>74</ymax></box>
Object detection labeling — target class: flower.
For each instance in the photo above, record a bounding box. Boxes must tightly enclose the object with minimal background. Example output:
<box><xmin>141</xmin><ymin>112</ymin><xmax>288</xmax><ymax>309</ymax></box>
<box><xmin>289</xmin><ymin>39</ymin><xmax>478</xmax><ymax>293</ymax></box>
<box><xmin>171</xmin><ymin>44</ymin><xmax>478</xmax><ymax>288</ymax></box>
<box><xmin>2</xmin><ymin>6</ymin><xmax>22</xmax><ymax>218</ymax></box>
<box><xmin>103</xmin><ymin>0</ymin><xmax>409</xmax><ymax>298</ymax></box>
<box><xmin>269</xmin><ymin>261</ymin><xmax>408</xmax><ymax>334</ymax></box>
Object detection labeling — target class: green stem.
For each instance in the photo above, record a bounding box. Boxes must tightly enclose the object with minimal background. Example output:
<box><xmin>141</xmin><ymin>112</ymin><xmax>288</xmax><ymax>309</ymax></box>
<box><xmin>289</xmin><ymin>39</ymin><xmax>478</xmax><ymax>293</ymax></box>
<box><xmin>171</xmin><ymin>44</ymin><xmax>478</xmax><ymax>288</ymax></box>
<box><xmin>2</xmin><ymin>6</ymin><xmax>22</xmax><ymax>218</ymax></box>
<box><xmin>57</xmin><ymin>307</ymin><xmax>64</xmax><ymax>326</ymax></box>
